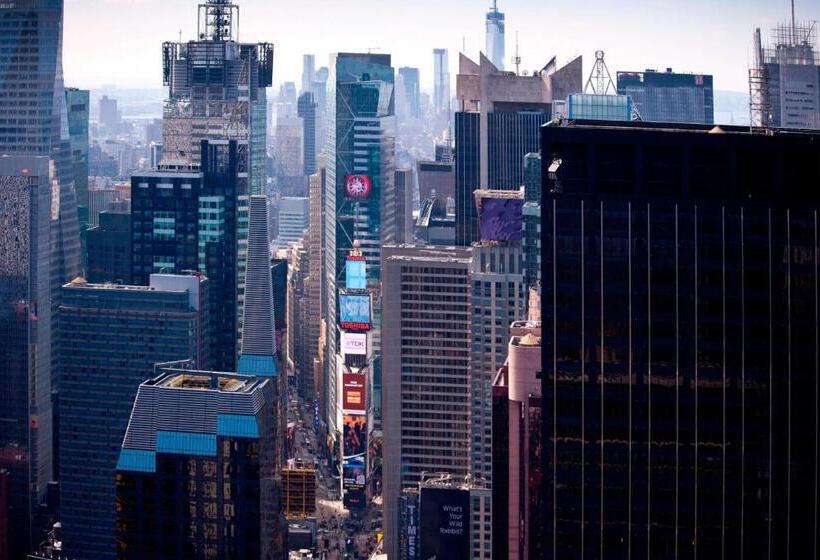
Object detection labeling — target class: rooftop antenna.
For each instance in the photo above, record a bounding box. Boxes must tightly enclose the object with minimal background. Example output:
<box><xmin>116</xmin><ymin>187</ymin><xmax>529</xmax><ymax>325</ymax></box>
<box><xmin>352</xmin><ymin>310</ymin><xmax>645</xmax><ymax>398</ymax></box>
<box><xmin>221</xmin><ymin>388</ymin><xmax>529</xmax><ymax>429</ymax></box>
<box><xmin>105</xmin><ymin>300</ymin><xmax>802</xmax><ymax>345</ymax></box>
<box><xmin>791</xmin><ymin>0</ymin><xmax>796</xmax><ymax>44</ymax></box>
<box><xmin>584</xmin><ymin>50</ymin><xmax>616</xmax><ymax>95</ymax></box>
<box><xmin>198</xmin><ymin>0</ymin><xmax>238</xmax><ymax>42</ymax></box>
<box><xmin>512</xmin><ymin>31</ymin><xmax>521</xmax><ymax>75</ymax></box>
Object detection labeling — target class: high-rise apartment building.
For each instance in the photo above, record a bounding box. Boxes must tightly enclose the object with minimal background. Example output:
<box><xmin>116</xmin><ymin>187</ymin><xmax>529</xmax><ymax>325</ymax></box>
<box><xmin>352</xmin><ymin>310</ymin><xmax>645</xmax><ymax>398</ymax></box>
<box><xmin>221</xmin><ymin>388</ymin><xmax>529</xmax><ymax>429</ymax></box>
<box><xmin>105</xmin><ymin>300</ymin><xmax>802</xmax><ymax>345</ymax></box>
<box><xmin>298</xmin><ymin>92</ymin><xmax>318</xmax><ymax>175</ymax></box>
<box><xmin>751</xmin><ymin>20</ymin><xmax>820</xmax><ymax>129</ymax></box>
<box><xmin>382</xmin><ymin>244</ymin><xmax>473</xmax><ymax>558</ymax></box>
<box><xmin>433</xmin><ymin>48</ymin><xmax>451</xmax><ymax>115</ymax></box>
<box><xmin>59</xmin><ymin>274</ymin><xmax>207</xmax><ymax>560</ymax></box>
<box><xmin>616</xmin><ymin>69</ymin><xmax>714</xmax><ymax>124</ymax></box>
<box><xmin>469</xmin><ymin>242</ymin><xmax>525</xmax><ymax>486</ymax></box>
<box><xmin>115</xmin><ymin>366</ymin><xmax>281</xmax><ymax>559</ymax></box>
<box><xmin>491</xmin><ymin>321</ymin><xmax>542</xmax><ymax>560</ymax></box>
<box><xmin>86</xmin><ymin>210</ymin><xmax>131</xmax><ymax>284</ymax></box>
<box><xmin>485</xmin><ymin>1</ymin><xmax>505</xmax><ymax>71</ymax></box>
<box><xmin>522</xmin><ymin>152</ymin><xmax>541</xmax><ymax>291</ymax></box>
<box><xmin>454</xmin><ymin>52</ymin><xmax>582</xmax><ymax>245</ymax></box>
<box><xmin>305</xmin><ymin>170</ymin><xmax>326</xmax><ymax>405</ymax></box>
<box><xmin>0</xmin><ymin>157</ymin><xmax>53</xmax><ymax>558</ymax></box>
<box><xmin>65</xmin><ymin>88</ymin><xmax>90</xmax><ymax>210</ymax></box>
<box><xmin>398</xmin><ymin>67</ymin><xmax>421</xmax><ymax>120</ymax></box>
<box><xmin>324</xmin><ymin>53</ymin><xmax>395</xmax><ymax>459</ymax></box>
<box><xmin>540</xmin><ymin>121</ymin><xmax>820</xmax><ymax>558</ymax></box>
<box><xmin>131</xmin><ymin>140</ymin><xmax>240</xmax><ymax>371</ymax></box>
<box><xmin>287</xmin><ymin>242</ymin><xmax>312</xmax><ymax>399</ymax></box>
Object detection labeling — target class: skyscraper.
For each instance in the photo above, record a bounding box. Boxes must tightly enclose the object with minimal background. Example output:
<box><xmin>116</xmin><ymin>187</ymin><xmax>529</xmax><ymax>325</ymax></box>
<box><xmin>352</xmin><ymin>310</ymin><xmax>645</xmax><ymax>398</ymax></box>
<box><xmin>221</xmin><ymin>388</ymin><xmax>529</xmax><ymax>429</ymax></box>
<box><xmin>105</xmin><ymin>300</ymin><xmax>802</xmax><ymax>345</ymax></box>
<box><xmin>433</xmin><ymin>48</ymin><xmax>451</xmax><ymax>115</ymax></box>
<box><xmin>0</xmin><ymin>156</ymin><xmax>52</xmax><ymax>558</ymax></box>
<box><xmin>540</xmin><ymin>121</ymin><xmax>820</xmax><ymax>558</ymax></box>
<box><xmin>65</xmin><ymin>88</ymin><xmax>90</xmax><ymax>210</ymax></box>
<box><xmin>398</xmin><ymin>66</ymin><xmax>421</xmax><ymax>120</ymax></box>
<box><xmin>302</xmin><ymin>53</ymin><xmax>316</xmax><ymax>95</ymax></box>
<box><xmin>131</xmin><ymin>140</ymin><xmax>240</xmax><ymax>371</ymax></box>
<box><xmin>751</xmin><ymin>19</ymin><xmax>820</xmax><ymax>129</ymax></box>
<box><xmin>160</xmin><ymin>0</ymin><xmax>272</xmax><ymax>196</ymax></box>
<box><xmin>394</xmin><ymin>169</ymin><xmax>413</xmax><ymax>243</ymax></box>
<box><xmin>298</xmin><ymin>92</ymin><xmax>318</xmax><ymax>175</ymax></box>
<box><xmin>485</xmin><ymin>1</ymin><xmax>505</xmax><ymax>71</ymax></box>
<box><xmin>274</xmin><ymin>196</ymin><xmax>309</xmax><ymax>249</ymax></box>
<box><xmin>382</xmin><ymin>244</ymin><xmax>473</xmax><ymax>558</ymax></box>
<box><xmin>324</xmin><ymin>53</ymin><xmax>395</xmax><ymax>464</ymax></box>
<box><xmin>0</xmin><ymin>1</ymin><xmax>81</xmax><ymax>551</ymax></box>
<box><xmin>115</xmin><ymin>366</ymin><xmax>280</xmax><ymax>559</ymax></box>
<box><xmin>617</xmin><ymin>69</ymin><xmax>714</xmax><ymax>124</ymax></box>
<box><xmin>59</xmin><ymin>274</ymin><xmax>207</xmax><ymax>560</ymax></box>
<box><xmin>86</xmin><ymin>209</ymin><xmax>131</xmax><ymax>284</ymax></box>
<box><xmin>454</xmin><ymin>52</ymin><xmax>582</xmax><ymax>245</ymax></box>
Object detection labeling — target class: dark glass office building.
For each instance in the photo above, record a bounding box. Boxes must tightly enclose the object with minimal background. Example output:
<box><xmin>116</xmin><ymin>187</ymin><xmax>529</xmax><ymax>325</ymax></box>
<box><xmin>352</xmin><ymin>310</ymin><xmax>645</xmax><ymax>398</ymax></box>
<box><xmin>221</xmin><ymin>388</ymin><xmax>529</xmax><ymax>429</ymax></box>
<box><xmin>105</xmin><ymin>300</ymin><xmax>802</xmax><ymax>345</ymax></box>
<box><xmin>58</xmin><ymin>277</ymin><xmax>206</xmax><ymax>560</ymax></box>
<box><xmin>131</xmin><ymin>140</ymin><xmax>239</xmax><ymax>371</ymax></box>
<box><xmin>116</xmin><ymin>366</ymin><xmax>280</xmax><ymax>559</ymax></box>
<box><xmin>86</xmin><ymin>210</ymin><xmax>131</xmax><ymax>284</ymax></box>
<box><xmin>455</xmin><ymin>110</ymin><xmax>551</xmax><ymax>245</ymax></box>
<box><xmin>540</xmin><ymin>121</ymin><xmax>820</xmax><ymax>558</ymax></box>
<box><xmin>298</xmin><ymin>92</ymin><xmax>317</xmax><ymax>176</ymax></box>
<box><xmin>617</xmin><ymin>69</ymin><xmax>714</xmax><ymax>125</ymax></box>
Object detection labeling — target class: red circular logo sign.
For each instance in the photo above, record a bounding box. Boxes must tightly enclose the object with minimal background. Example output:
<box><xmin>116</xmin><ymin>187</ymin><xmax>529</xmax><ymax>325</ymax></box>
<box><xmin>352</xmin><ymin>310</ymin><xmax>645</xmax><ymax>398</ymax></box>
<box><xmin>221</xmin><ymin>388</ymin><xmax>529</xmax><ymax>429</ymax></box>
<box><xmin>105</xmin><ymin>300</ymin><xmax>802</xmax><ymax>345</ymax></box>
<box><xmin>345</xmin><ymin>175</ymin><xmax>372</xmax><ymax>198</ymax></box>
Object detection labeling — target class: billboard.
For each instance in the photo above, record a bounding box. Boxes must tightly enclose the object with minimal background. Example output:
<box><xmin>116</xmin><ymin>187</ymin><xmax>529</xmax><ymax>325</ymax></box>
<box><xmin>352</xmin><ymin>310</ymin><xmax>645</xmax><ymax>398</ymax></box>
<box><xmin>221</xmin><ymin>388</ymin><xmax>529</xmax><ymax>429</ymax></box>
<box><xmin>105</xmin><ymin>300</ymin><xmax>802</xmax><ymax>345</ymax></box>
<box><xmin>343</xmin><ymin>414</ymin><xmax>367</xmax><ymax>459</ymax></box>
<box><xmin>419</xmin><ymin>487</ymin><xmax>470</xmax><ymax>560</ymax></box>
<box><xmin>345</xmin><ymin>258</ymin><xmax>367</xmax><ymax>290</ymax></box>
<box><xmin>343</xmin><ymin>456</ymin><xmax>366</xmax><ymax>509</ymax></box>
<box><xmin>342</xmin><ymin>371</ymin><xmax>367</xmax><ymax>413</ymax></box>
<box><xmin>478</xmin><ymin>196</ymin><xmax>524</xmax><ymax>241</ymax></box>
<box><xmin>341</xmin><ymin>331</ymin><xmax>367</xmax><ymax>356</ymax></box>
<box><xmin>339</xmin><ymin>293</ymin><xmax>371</xmax><ymax>331</ymax></box>
<box><xmin>345</xmin><ymin>174</ymin><xmax>372</xmax><ymax>198</ymax></box>
<box><xmin>399</xmin><ymin>492</ymin><xmax>420</xmax><ymax>560</ymax></box>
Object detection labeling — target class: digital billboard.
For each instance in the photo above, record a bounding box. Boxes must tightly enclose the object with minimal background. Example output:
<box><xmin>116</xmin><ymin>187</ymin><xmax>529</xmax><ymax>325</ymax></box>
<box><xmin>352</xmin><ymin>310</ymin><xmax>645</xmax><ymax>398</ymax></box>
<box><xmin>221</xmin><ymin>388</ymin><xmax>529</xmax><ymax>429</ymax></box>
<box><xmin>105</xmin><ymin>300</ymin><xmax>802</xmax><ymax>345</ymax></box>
<box><xmin>343</xmin><ymin>456</ymin><xmax>366</xmax><ymax>509</ymax></box>
<box><xmin>341</xmin><ymin>331</ymin><xmax>367</xmax><ymax>356</ymax></box>
<box><xmin>345</xmin><ymin>258</ymin><xmax>367</xmax><ymax>290</ymax></box>
<box><xmin>339</xmin><ymin>293</ymin><xmax>371</xmax><ymax>331</ymax></box>
<box><xmin>345</xmin><ymin>174</ymin><xmax>372</xmax><ymax>198</ymax></box>
<box><xmin>399</xmin><ymin>492</ymin><xmax>420</xmax><ymax>560</ymax></box>
<box><xmin>342</xmin><ymin>371</ymin><xmax>367</xmax><ymax>413</ymax></box>
<box><xmin>419</xmin><ymin>487</ymin><xmax>470</xmax><ymax>560</ymax></box>
<box><xmin>343</xmin><ymin>414</ymin><xmax>367</xmax><ymax>459</ymax></box>
<box><xmin>478</xmin><ymin>196</ymin><xmax>524</xmax><ymax>242</ymax></box>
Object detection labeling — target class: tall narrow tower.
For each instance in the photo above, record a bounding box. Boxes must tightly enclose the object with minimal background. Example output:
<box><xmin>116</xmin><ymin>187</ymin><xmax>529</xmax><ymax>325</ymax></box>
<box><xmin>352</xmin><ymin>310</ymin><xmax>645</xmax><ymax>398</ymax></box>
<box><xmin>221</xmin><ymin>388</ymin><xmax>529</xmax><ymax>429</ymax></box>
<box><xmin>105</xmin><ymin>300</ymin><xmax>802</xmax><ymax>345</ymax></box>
<box><xmin>486</xmin><ymin>1</ymin><xmax>505</xmax><ymax>70</ymax></box>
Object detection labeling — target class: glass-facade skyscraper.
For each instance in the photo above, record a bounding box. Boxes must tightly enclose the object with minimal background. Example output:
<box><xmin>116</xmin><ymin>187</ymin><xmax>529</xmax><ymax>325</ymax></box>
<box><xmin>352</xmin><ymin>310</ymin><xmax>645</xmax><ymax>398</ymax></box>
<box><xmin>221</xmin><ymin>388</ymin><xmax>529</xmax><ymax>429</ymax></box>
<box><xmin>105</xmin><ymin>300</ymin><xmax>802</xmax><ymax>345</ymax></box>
<box><xmin>540</xmin><ymin>122</ymin><xmax>820</xmax><ymax>558</ymax></box>
<box><xmin>115</xmin><ymin>366</ymin><xmax>280</xmax><ymax>560</ymax></box>
<box><xmin>0</xmin><ymin>157</ymin><xmax>52</xmax><ymax>559</ymax></box>
<box><xmin>58</xmin><ymin>275</ymin><xmax>207</xmax><ymax>560</ymax></box>
<box><xmin>324</xmin><ymin>52</ymin><xmax>395</xmax><ymax>467</ymax></box>
<box><xmin>485</xmin><ymin>1</ymin><xmax>505</xmax><ymax>71</ymax></box>
<box><xmin>616</xmin><ymin>69</ymin><xmax>714</xmax><ymax>124</ymax></box>
<box><xmin>0</xmin><ymin>1</ymin><xmax>81</xmax><ymax>552</ymax></box>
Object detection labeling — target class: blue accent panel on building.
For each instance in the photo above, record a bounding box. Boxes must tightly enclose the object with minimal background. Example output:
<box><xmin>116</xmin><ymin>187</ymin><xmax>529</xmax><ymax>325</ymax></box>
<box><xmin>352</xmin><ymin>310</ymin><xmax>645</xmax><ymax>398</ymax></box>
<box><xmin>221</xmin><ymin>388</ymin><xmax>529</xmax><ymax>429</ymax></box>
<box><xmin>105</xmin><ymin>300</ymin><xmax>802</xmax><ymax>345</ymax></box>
<box><xmin>217</xmin><ymin>414</ymin><xmax>260</xmax><ymax>438</ymax></box>
<box><xmin>156</xmin><ymin>431</ymin><xmax>217</xmax><ymax>457</ymax></box>
<box><xmin>116</xmin><ymin>449</ymin><xmax>157</xmax><ymax>473</ymax></box>
<box><xmin>238</xmin><ymin>353</ymin><xmax>278</xmax><ymax>377</ymax></box>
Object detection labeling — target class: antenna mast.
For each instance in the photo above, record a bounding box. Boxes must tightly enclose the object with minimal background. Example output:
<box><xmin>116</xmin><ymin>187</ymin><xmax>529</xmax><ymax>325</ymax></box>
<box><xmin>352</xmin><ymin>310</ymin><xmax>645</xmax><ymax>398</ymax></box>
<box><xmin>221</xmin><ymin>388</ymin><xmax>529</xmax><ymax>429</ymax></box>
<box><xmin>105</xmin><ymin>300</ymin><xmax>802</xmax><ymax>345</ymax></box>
<box><xmin>584</xmin><ymin>50</ymin><xmax>616</xmax><ymax>95</ymax></box>
<box><xmin>512</xmin><ymin>32</ymin><xmax>521</xmax><ymax>75</ymax></box>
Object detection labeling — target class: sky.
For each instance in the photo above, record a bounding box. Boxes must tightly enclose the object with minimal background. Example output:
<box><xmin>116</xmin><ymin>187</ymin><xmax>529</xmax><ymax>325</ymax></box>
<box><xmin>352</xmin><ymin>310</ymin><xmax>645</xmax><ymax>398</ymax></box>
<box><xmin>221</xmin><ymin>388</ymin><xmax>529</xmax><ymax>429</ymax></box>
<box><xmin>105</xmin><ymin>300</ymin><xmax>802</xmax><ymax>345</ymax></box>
<box><xmin>63</xmin><ymin>0</ymin><xmax>820</xmax><ymax>93</ymax></box>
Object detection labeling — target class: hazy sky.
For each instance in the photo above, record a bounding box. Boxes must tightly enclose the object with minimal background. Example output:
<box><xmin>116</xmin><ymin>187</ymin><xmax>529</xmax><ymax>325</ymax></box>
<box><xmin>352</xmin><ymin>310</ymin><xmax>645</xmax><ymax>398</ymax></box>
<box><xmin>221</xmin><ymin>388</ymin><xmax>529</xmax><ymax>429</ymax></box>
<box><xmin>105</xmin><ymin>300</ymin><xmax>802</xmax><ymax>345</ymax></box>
<box><xmin>63</xmin><ymin>0</ymin><xmax>820</xmax><ymax>92</ymax></box>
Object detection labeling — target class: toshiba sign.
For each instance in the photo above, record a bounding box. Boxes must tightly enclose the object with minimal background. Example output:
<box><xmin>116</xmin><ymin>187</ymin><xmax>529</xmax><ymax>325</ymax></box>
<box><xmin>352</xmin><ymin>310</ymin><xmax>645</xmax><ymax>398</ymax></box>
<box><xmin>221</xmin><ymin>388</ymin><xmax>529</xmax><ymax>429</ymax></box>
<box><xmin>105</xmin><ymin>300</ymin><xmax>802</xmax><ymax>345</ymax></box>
<box><xmin>341</xmin><ymin>332</ymin><xmax>367</xmax><ymax>355</ymax></box>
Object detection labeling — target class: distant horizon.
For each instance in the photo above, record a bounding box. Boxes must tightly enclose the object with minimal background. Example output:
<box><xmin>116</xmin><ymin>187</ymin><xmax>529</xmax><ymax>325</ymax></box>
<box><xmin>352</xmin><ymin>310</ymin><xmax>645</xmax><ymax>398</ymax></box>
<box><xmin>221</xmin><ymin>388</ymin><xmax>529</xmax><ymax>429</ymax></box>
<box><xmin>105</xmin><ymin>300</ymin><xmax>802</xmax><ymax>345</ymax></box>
<box><xmin>63</xmin><ymin>0</ymin><xmax>820</xmax><ymax>93</ymax></box>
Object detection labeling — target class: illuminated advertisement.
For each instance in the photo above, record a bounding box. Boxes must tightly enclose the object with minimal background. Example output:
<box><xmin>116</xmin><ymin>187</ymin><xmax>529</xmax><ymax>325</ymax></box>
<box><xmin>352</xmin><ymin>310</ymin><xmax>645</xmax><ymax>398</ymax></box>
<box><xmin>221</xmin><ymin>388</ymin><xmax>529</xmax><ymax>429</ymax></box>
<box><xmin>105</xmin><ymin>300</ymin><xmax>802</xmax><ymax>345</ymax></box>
<box><xmin>478</xmin><ymin>196</ymin><xmax>524</xmax><ymax>242</ymax></box>
<box><xmin>343</xmin><ymin>372</ymin><xmax>367</xmax><ymax>413</ymax></box>
<box><xmin>345</xmin><ymin>257</ymin><xmax>367</xmax><ymax>290</ymax></box>
<box><xmin>341</xmin><ymin>331</ymin><xmax>367</xmax><ymax>356</ymax></box>
<box><xmin>345</xmin><ymin>174</ymin><xmax>372</xmax><ymax>198</ymax></box>
<box><xmin>399</xmin><ymin>493</ymin><xmax>419</xmax><ymax>560</ymax></box>
<box><xmin>419</xmin><ymin>487</ymin><xmax>470</xmax><ymax>560</ymax></box>
<box><xmin>339</xmin><ymin>293</ymin><xmax>371</xmax><ymax>331</ymax></box>
<box><xmin>343</xmin><ymin>414</ymin><xmax>367</xmax><ymax>459</ymax></box>
<box><xmin>343</xmin><ymin>456</ymin><xmax>366</xmax><ymax>509</ymax></box>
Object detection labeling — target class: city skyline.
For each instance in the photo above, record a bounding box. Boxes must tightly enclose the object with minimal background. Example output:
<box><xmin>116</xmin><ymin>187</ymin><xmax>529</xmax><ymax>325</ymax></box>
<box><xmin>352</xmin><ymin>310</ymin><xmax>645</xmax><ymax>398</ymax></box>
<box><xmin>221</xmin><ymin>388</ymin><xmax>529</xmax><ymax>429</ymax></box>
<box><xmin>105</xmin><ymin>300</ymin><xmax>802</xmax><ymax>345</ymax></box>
<box><xmin>64</xmin><ymin>0</ymin><xmax>819</xmax><ymax>93</ymax></box>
